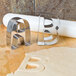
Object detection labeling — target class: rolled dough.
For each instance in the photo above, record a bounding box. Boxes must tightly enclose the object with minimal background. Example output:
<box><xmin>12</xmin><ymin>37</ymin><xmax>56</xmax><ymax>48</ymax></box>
<box><xmin>7</xmin><ymin>47</ymin><xmax>76</xmax><ymax>76</ymax></box>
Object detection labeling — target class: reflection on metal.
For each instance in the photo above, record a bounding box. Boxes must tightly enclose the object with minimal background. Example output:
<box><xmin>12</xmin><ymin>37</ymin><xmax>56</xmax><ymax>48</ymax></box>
<box><xmin>12</xmin><ymin>34</ymin><xmax>24</xmax><ymax>49</ymax></box>
<box><xmin>38</xmin><ymin>18</ymin><xmax>59</xmax><ymax>45</ymax></box>
<box><xmin>44</xmin><ymin>23</ymin><xmax>53</xmax><ymax>28</ymax></box>
<box><xmin>6</xmin><ymin>17</ymin><xmax>30</xmax><ymax>49</ymax></box>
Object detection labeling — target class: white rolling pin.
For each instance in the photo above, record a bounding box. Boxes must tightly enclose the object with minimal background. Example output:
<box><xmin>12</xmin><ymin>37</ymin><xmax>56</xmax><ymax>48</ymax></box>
<box><xmin>3</xmin><ymin>13</ymin><xmax>52</xmax><ymax>33</ymax></box>
<box><xmin>3</xmin><ymin>13</ymin><xmax>76</xmax><ymax>38</ymax></box>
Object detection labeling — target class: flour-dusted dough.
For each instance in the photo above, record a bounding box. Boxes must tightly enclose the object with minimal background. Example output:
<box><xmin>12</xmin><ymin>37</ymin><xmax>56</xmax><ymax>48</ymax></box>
<box><xmin>7</xmin><ymin>47</ymin><xmax>76</xmax><ymax>76</ymax></box>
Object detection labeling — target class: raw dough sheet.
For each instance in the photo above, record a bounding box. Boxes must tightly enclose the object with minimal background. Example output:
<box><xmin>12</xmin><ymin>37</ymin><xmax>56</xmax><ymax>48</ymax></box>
<box><xmin>7</xmin><ymin>47</ymin><xmax>76</xmax><ymax>76</ymax></box>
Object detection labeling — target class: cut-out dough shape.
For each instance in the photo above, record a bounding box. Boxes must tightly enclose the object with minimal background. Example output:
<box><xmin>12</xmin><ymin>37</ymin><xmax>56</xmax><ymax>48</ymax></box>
<box><xmin>16</xmin><ymin>54</ymin><xmax>45</xmax><ymax>73</ymax></box>
<box><xmin>29</xmin><ymin>57</ymin><xmax>40</xmax><ymax>62</ymax></box>
<box><xmin>26</xmin><ymin>63</ymin><xmax>38</xmax><ymax>69</ymax></box>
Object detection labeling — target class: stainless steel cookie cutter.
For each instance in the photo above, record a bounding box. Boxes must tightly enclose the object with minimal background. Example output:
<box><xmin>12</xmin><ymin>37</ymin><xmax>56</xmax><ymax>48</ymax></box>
<box><xmin>37</xmin><ymin>17</ymin><xmax>59</xmax><ymax>45</ymax></box>
<box><xmin>6</xmin><ymin>17</ymin><xmax>31</xmax><ymax>49</ymax></box>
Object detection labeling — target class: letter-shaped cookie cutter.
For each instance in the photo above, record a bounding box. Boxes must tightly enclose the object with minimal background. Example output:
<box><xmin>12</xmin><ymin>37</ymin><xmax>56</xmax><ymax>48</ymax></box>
<box><xmin>6</xmin><ymin>17</ymin><xmax>30</xmax><ymax>49</ymax></box>
<box><xmin>37</xmin><ymin>17</ymin><xmax>59</xmax><ymax>45</ymax></box>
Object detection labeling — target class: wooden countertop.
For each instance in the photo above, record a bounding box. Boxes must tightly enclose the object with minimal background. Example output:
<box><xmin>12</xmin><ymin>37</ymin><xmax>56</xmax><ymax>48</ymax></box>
<box><xmin>0</xmin><ymin>25</ymin><xmax>76</xmax><ymax>76</ymax></box>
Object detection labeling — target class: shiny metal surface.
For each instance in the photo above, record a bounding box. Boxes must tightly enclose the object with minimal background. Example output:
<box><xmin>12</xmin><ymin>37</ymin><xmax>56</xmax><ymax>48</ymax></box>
<box><xmin>6</xmin><ymin>17</ymin><xmax>31</xmax><ymax>49</ymax></box>
<box><xmin>38</xmin><ymin>18</ymin><xmax>59</xmax><ymax>45</ymax></box>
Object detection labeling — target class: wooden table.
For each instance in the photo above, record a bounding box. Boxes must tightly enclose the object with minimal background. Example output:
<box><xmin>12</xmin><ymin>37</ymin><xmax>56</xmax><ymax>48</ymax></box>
<box><xmin>0</xmin><ymin>25</ymin><xmax>76</xmax><ymax>76</ymax></box>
